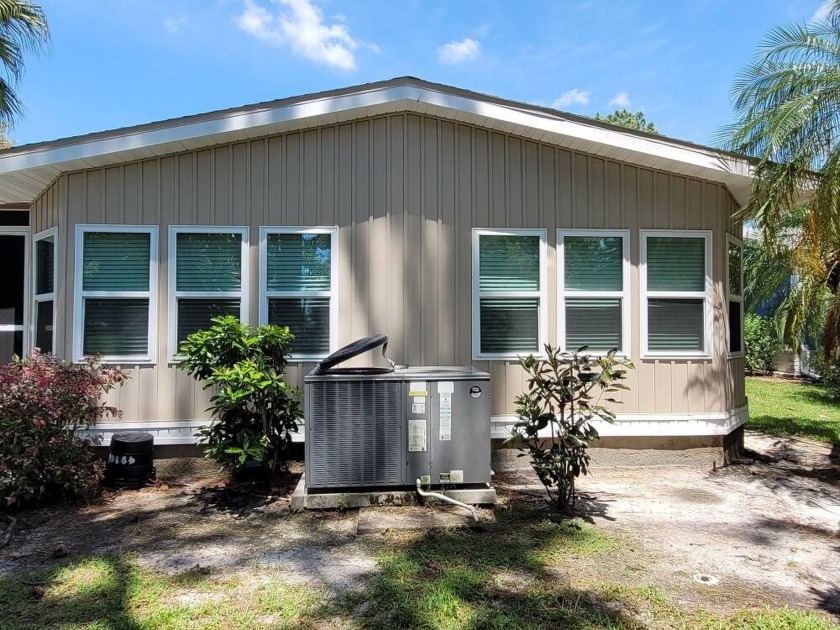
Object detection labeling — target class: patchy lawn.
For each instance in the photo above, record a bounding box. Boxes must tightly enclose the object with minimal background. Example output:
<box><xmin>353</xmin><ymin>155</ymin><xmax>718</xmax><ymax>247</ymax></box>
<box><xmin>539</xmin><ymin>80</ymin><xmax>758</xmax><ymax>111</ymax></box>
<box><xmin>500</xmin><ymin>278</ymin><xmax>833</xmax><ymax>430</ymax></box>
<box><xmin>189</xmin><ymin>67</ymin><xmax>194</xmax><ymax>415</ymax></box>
<box><xmin>0</xmin><ymin>435</ymin><xmax>838</xmax><ymax>629</ymax></box>
<box><xmin>746</xmin><ymin>376</ymin><xmax>840</xmax><ymax>444</ymax></box>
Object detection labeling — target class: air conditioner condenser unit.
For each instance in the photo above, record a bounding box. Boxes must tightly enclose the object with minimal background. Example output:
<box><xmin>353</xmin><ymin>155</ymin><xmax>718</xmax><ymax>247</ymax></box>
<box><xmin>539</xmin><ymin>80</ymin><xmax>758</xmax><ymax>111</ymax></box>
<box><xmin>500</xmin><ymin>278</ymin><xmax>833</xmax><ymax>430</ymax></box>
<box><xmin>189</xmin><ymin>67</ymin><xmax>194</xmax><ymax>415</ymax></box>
<box><xmin>304</xmin><ymin>335</ymin><xmax>492</xmax><ymax>492</ymax></box>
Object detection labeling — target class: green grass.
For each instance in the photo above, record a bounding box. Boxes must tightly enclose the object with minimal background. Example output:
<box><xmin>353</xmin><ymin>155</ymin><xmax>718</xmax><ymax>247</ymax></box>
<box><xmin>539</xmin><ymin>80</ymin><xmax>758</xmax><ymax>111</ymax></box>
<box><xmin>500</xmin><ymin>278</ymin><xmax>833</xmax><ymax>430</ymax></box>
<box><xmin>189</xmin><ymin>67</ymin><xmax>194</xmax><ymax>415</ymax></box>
<box><xmin>746</xmin><ymin>377</ymin><xmax>840</xmax><ymax>444</ymax></box>
<box><xmin>0</xmin><ymin>556</ymin><xmax>324</xmax><ymax>629</ymax></box>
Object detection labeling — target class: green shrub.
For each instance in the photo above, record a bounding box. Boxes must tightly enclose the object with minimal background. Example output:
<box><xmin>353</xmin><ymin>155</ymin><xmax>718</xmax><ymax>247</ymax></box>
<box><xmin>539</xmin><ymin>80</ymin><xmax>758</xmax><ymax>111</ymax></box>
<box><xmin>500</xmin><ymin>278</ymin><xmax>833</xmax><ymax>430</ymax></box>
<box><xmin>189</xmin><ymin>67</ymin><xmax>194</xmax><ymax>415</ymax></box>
<box><xmin>0</xmin><ymin>351</ymin><xmax>125</xmax><ymax>508</ymax></box>
<box><xmin>512</xmin><ymin>346</ymin><xmax>633</xmax><ymax>509</ymax></box>
<box><xmin>744</xmin><ymin>314</ymin><xmax>778</xmax><ymax>374</ymax></box>
<box><xmin>178</xmin><ymin>316</ymin><xmax>302</xmax><ymax>476</ymax></box>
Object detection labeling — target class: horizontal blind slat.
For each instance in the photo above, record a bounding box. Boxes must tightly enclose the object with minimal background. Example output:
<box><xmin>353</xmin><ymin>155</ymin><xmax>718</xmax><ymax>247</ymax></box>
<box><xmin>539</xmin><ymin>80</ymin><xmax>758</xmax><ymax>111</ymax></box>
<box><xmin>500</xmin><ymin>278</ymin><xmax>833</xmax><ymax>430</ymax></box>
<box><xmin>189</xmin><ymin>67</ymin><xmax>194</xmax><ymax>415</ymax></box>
<box><xmin>176</xmin><ymin>233</ymin><xmax>242</xmax><ymax>292</ymax></box>
<box><xmin>564</xmin><ymin>236</ymin><xmax>622</xmax><ymax>291</ymax></box>
<box><xmin>83</xmin><ymin>298</ymin><xmax>149</xmax><ymax>356</ymax></box>
<box><xmin>647</xmin><ymin>237</ymin><xmax>705</xmax><ymax>292</ymax></box>
<box><xmin>268</xmin><ymin>297</ymin><xmax>330</xmax><ymax>355</ymax></box>
<box><xmin>480</xmin><ymin>297</ymin><xmax>539</xmax><ymax>354</ymax></box>
<box><xmin>83</xmin><ymin>232</ymin><xmax>151</xmax><ymax>292</ymax></box>
<box><xmin>648</xmin><ymin>298</ymin><xmax>704</xmax><ymax>352</ymax></box>
<box><xmin>36</xmin><ymin>239</ymin><xmax>54</xmax><ymax>295</ymax></box>
<box><xmin>267</xmin><ymin>233</ymin><xmax>332</xmax><ymax>292</ymax></box>
<box><xmin>479</xmin><ymin>235</ymin><xmax>540</xmax><ymax>292</ymax></box>
<box><xmin>177</xmin><ymin>298</ymin><xmax>241</xmax><ymax>347</ymax></box>
<box><xmin>565</xmin><ymin>297</ymin><xmax>622</xmax><ymax>351</ymax></box>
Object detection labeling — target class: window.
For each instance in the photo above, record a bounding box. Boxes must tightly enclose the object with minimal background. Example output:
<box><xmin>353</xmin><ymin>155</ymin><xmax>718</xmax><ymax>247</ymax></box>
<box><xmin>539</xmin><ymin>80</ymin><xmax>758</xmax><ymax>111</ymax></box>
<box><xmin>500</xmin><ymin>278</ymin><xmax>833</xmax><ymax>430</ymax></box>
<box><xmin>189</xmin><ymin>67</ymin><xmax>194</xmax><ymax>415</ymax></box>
<box><xmin>168</xmin><ymin>226</ymin><xmax>249</xmax><ymax>359</ymax></box>
<box><xmin>472</xmin><ymin>229</ymin><xmax>547</xmax><ymax>358</ymax></box>
<box><xmin>33</xmin><ymin>228</ymin><xmax>57</xmax><ymax>353</ymax></box>
<box><xmin>641</xmin><ymin>230</ymin><xmax>711</xmax><ymax>357</ymax></box>
<box><xmin>727</xmin><ymin>235</ymin><xmax>744</xmax><ymax>355</ymax></box>
<box><xmin>558</xmin><ymin>230</ymin><xmax>630</xmax><ymax>355</ymax></box>
<box><xmin>74</xmin><ymin>225</ymin><xmax>157</xmax><ymax>362</ymax></box>
<box><xmin>259</xmin><ymin>227</ymin><xmax>337</xmax><ymax>359</ymax></box>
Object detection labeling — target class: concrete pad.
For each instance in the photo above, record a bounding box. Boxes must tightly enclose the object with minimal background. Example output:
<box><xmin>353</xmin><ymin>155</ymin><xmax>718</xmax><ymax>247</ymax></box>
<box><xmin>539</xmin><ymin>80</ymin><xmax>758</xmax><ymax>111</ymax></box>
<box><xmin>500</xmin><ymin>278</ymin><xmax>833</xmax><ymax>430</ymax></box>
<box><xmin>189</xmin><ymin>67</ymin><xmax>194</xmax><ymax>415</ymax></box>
<box><xmin>290</xmin><ymin>476</ymin><xmax>497</xmax><ymax>511</ymax></box>
<box><xmin>357</xmin><ymin>506</ymin><xmax>479</xmax><ymax>533</ymax></box>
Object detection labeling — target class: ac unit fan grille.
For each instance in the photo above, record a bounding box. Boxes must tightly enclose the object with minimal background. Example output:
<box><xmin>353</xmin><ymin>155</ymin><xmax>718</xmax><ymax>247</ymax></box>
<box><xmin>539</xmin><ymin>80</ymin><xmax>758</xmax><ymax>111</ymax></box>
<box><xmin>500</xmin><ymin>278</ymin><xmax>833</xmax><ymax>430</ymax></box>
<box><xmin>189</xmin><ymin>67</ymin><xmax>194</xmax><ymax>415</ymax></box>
<box><xmin>307</xmin><ymin>379</ymin><xmax>402</xmax><ymax>487</ymax></box>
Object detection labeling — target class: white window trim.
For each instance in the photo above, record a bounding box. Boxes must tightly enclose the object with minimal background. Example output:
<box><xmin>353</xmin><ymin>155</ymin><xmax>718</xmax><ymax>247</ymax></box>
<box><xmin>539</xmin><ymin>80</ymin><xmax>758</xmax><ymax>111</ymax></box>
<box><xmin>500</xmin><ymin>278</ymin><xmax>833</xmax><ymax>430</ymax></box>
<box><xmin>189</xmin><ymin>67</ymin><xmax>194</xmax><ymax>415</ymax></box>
<box><xmin>258</xmin><ymin>226</ymin><xmax>338</xmax><ymax>362</ymax></box>
<box><xmin>32</xmin><ymin>227</ymin><xmax>57</xmax><ymax>354</ymax></box>
<box><xmin>472</xmin><ymin>228</ymin><xmax>548</xmax><ymax>360</ymax></box>
<box><xmin>73</xmin><ymin>224</ymin><xmax>158</xmax><ymax>364</ymax></box>
<box><xmin>640</xmin><ymin>229</ymin><xmax>713</xmax><ymax>359</ymax></box>
<box><xmin>557</xmin><ymin>229</ymin><xmax>631</xmax><ymax>357</ymax></box>
<box><xmin>167</xmin><ymin>226</ymin><xmax>250</xmax><ymax>361</ymax></box>
<box><xmin>726</xmin><ymin>234</ymin><xmax>745</xmax><ymax>358</ymax></box>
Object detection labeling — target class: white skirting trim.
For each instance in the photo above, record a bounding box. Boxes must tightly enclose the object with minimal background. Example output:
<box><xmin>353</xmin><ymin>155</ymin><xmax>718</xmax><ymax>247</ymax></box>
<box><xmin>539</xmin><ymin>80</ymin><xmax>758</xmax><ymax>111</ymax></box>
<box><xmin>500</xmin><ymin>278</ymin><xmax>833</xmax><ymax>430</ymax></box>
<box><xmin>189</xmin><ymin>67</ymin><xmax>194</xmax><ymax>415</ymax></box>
<box><xmin>79</xmin><ymin>420</ymin><xmax>307</xmax><ymax>446</ymax></box>
<box><xmin>491</xmin><ymin>404</ymin><xmax>750</xmax><ymax>440</ymax></box>
<box><xmin>78</xmin><ymin>405</ymin><xmax>749</xmax><ymax>446</ymax></box>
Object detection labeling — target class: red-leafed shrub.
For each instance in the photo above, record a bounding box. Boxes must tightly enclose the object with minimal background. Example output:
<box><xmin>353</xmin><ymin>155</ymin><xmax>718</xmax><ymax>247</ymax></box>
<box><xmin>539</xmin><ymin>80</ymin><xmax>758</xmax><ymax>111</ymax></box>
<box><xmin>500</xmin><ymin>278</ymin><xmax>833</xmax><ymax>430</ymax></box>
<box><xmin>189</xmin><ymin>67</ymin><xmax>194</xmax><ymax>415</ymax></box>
<box><xmin>0</xmin><ymin>351</ymin><xmax>125</xmax><ymax>508</ymax></box>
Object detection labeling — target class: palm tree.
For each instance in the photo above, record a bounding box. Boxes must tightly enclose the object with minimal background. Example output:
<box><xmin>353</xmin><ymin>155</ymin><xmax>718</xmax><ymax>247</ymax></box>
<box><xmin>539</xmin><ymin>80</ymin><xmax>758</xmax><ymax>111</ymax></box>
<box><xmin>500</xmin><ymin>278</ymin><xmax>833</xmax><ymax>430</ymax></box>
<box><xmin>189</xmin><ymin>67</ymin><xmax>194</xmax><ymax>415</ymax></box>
<box><xmin>0</xmin><ymin>1</ymin><xmax>48</xmax><ymax>124</ymax></box>
<box><xmin>722</xmin><ymin>1</ymin><xmax>840</xmax><ymax>357</ymax></box>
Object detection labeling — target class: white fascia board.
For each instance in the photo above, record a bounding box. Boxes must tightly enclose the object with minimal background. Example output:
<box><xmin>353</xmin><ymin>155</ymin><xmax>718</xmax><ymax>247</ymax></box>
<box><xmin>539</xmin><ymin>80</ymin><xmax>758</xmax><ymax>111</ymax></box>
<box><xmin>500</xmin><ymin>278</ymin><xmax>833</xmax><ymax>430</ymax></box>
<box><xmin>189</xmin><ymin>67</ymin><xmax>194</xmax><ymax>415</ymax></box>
<box><xmin>0</xmin><ymin>82</ymin><xmax>753</xmax><ymax>205</ymax></box>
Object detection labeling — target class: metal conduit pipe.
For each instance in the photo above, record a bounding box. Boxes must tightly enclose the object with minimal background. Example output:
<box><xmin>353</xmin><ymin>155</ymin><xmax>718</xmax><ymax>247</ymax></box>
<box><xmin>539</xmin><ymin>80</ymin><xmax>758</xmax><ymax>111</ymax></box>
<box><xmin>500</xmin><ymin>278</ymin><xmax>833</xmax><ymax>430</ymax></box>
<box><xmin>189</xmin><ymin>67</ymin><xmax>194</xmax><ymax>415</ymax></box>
<box><xmin>416</xmin><ymin>478</ymin><xmax>479</xmax><ymax>523</ymax></box>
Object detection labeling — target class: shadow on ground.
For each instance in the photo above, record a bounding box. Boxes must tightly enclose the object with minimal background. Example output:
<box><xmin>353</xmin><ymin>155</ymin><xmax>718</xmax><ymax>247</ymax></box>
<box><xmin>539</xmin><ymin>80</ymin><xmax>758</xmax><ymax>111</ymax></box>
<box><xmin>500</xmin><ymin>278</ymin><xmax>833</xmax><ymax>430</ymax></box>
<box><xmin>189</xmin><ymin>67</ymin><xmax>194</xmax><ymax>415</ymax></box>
<box><xmin>344</xmin><ymin>505</ymin><xmax>637</xmax><ymax>629</ymax></box>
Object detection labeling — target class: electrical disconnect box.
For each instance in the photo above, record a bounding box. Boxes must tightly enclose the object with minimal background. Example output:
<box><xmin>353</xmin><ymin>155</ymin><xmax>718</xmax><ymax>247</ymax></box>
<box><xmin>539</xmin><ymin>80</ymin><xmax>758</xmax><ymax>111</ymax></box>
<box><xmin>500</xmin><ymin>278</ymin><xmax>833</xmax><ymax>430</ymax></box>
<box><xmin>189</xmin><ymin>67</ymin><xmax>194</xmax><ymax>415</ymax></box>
<box><xmin>304</xmin><ymin>335</ymin><xmax>491</xmax><ymax>490</ymax></box>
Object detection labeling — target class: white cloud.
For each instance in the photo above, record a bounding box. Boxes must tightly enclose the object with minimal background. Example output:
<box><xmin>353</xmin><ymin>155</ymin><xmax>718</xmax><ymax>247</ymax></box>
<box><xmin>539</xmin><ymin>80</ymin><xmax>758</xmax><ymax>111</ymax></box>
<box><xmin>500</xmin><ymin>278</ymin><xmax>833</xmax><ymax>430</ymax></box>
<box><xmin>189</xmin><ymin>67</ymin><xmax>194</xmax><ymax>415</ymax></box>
<box><xmin>552</xmin><ymin>88</ymin><xmax>590</xmax><ymax>108</ymax></box>
<box><xmin>437</xmin><ymin>37</ymin><xmax>481</xmax><ymax>65</ymax></box>
<box><xmin>812</xmin><ymin>1</ymin><xmax>833</xmax><ymax>22</ymax></box>
<box><xmin>164</xmin><ymin>13</ymin><xmax>186</xmax><ymax>34</ymax></box>
<box><xmin>609</xmin><ymin>91</ymin><xmax>630</xmax><ymax>108</ymax></box>
<box><xmin>237</xmin><ymin>0</ymin><xmax>360</xmax><ymax>70</ymax></box>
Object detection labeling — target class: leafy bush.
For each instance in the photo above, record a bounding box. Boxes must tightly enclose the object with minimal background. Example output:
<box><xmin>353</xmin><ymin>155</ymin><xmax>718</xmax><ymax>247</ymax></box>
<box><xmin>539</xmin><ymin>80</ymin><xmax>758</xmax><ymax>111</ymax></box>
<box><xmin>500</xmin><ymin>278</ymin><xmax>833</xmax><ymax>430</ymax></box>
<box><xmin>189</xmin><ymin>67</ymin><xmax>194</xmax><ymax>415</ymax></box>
<box><xmin>0</xmin><ymin>351</ymin><xmax>125</xmax><ymax>508</ymax></box>
<box><xmin>179</xmin><ymin>316</ymin><xmax>303</xmax><ymax>476</ymax></box>
<box><xmin>744</xmin><ymin>314</ymin><xmax>778</xmax><ymax>374</ymax></box>
<box><xmin>512</xmin><ymin>346</ymin><xmax>633</xmax><ymax>510</ymax></box>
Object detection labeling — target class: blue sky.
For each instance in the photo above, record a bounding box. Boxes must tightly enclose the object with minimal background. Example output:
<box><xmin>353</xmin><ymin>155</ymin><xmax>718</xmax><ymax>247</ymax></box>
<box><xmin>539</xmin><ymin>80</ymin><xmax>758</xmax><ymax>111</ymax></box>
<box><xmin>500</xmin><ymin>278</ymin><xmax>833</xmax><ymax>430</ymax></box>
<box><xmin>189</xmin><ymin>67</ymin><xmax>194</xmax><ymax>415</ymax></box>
<box><xmin>9</xmin><ymin>0</ymin><xmax>828</xmax><ymax>148</ymax></box>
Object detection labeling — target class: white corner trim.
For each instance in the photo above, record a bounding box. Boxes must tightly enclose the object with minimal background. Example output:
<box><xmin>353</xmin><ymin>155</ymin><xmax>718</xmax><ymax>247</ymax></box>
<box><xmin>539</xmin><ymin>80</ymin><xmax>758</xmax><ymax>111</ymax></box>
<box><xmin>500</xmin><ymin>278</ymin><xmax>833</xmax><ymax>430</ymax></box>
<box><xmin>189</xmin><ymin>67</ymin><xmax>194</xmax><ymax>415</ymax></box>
<box><xmin>491</xmin><ymin>404</ymin><xmax>749</xmax><ymax>439</ymax></box>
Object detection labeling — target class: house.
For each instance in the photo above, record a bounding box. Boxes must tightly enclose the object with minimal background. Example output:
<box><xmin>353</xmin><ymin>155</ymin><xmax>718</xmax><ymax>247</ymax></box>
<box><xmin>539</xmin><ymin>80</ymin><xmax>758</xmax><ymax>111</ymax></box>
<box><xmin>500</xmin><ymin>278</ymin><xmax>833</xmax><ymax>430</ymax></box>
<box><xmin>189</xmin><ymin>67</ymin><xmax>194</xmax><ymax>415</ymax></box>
<box><xmin>0</xmin><ymin>77</ymin><xmax>753</xmax><ymax>461</ymax></box>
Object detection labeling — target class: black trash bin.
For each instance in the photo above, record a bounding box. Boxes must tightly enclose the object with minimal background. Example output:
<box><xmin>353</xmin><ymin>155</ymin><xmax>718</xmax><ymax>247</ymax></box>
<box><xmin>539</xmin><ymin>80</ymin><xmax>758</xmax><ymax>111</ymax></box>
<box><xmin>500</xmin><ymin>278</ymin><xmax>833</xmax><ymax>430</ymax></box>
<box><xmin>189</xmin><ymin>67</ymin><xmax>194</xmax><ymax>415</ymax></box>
<box><xmin>105</xmin><ymin>432</ymin><xmax>155</xmax><ymax>489</ymax></box>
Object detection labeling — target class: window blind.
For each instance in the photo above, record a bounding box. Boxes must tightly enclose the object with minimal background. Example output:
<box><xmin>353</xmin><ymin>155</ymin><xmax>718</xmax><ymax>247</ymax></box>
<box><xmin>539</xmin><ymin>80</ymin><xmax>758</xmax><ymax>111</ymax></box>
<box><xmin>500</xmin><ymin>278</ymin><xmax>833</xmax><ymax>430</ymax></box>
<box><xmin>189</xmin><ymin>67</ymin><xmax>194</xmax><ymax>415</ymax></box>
<box><xmin>566</xmin><ymin>298</ymin><xmax>622</xmax><ymax>351</ymax></box>
<box><xmin>479</xmin><ymin>297</ymin><xmax>539</xmax><ymax>354</ymax></box>
<box><xmin>177</xmin><ymin>298</ymin><xmax>240</xmax><ymax>345</ymax></box>
<box><xmin>266</xmin><ymin>233</ymin><xmax>332</xmax><ymax>292</ymax></box>
<box><xmin>647</xmin><ymin>237</ymin><xmax>705</xmax><ymax>292</ymax></box>
<box><xmin>648</xmin><ymin>298</ymin><xmax>704</xmax><ymax>352</ymax></box>
<box><xmin>176</xmin><ymin>233</ymin><xmax>241</xmax><ymax>292</ymax></box>
<box><xmin>36</xmin><ymin>238</ymin><xmax>54</xmax><ymax>295</ymax></box>
<box><xmin>83</xmin><ymin>232</ymin><xmax>150</xmax><ymax>291</ymax></box>
<box><xmin>268</xmin><ymin>297</ymin><xmax>330</xmax><ymax>355</ymax></box>
<box><xmin>83</xmin><ymin>298</ymin><xmax>149</xmax><ymax>356</ymax></box>
<box><xmin>479</xmin><ymin>235</ymin><xmax>540</xmax><ymax>291</ymax></box>
<box><xmin>564</xmin><ymin>236</ymin><xmax>622</xmax><ymax>291</ymax></box>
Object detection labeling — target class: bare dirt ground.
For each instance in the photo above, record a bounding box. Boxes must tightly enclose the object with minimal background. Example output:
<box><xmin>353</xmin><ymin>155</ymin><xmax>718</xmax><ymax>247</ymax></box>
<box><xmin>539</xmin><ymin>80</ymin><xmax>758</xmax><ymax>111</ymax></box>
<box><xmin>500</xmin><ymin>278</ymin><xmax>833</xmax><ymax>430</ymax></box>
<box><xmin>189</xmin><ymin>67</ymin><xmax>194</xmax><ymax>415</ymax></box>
<box><xmin>1</xmin><ymin>430</ymin><xmax>838</xmax><ymax>622</ymax></box>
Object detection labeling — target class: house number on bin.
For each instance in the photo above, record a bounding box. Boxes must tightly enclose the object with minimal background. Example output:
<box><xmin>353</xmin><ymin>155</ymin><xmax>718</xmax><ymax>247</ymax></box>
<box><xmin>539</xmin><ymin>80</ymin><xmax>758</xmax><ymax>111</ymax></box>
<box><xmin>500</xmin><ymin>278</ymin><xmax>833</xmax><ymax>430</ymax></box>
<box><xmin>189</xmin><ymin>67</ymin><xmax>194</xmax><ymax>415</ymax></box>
<box><xmin>108</xmin><ymin>454</ymin><xmax>136</xmax><ymax>465</ymax></box>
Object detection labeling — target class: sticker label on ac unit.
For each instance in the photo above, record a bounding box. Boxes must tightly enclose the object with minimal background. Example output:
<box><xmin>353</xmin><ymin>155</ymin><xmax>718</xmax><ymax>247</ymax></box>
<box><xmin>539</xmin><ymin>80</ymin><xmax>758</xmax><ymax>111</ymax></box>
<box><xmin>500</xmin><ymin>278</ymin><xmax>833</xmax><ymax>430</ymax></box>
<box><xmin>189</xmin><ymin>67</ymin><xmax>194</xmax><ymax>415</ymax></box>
<box><xmin>438</xmin><ymin>381</ymin><xmax>454</xmax><ymax>395</ymax></box>
<box><xmin>408</xmin><ymin>381</ymin><xmax>428</xmax><ymax>397</ymax></box>
<box><xmin>439</xmin><ymin>394</ymin><xmax>452</xmax><ymax>441</ymax></box>
<box><xmin>411</xmin><ymin>402</ymin><xmax>426</xmax><ymax>414</ymax></box>
<box><xmin>408</xmin><ymin>419</ymin><xmax>427</xmax><ymax>452</ymax></box>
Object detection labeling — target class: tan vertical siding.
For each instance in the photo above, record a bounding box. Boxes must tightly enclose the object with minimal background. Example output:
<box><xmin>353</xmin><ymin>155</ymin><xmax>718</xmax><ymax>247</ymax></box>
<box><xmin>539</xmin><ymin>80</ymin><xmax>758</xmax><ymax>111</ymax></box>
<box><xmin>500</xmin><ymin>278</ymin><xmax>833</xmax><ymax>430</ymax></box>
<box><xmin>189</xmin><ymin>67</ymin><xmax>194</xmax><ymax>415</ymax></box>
<box><xmin>42</xmin><ymin>112</ymin><xmax>744</xmax><ymax>423</ymax></box>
